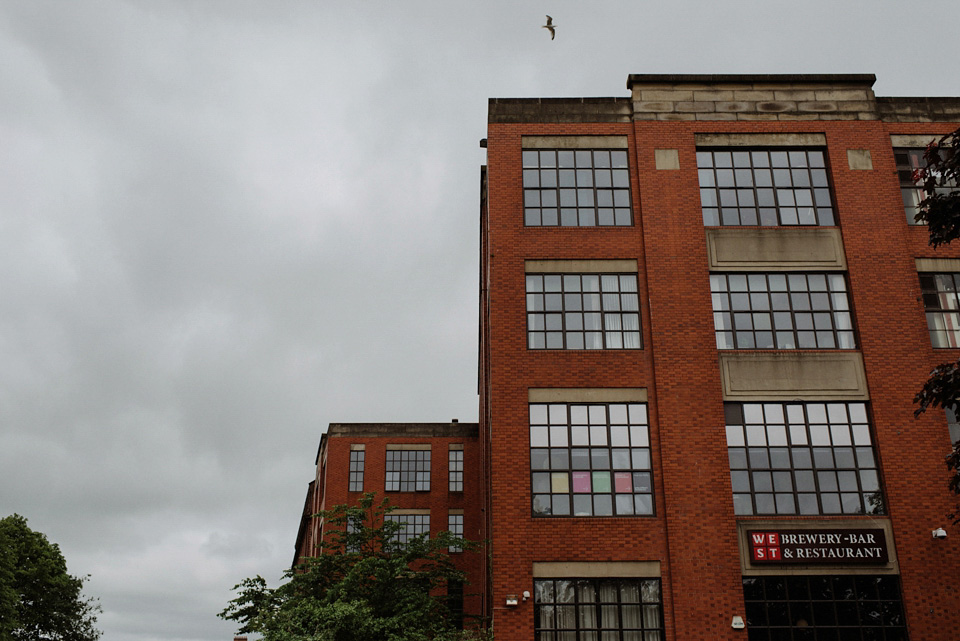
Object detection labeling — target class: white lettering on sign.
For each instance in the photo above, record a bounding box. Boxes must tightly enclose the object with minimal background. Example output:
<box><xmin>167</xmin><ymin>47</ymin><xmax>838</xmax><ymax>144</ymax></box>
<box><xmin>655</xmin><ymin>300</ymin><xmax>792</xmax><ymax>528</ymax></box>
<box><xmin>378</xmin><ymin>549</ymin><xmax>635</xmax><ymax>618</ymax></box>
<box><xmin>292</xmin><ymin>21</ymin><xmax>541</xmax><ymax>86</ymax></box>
<box><xmin>748</xmin><ymin>529</ymin><xmax>888</xmax><ymax>565</ymax></box>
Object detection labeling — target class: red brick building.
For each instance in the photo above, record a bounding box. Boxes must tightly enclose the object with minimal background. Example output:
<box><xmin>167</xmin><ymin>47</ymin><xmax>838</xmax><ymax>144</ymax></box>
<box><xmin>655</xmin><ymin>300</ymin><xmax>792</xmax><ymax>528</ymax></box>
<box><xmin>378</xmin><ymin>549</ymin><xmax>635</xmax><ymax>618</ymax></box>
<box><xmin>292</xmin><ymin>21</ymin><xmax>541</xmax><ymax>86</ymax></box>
<box><xmin>480</xmin><ymin>74</ymin><xmax>960</xmax><ymax>640</ymax></box>
<box><xmin>294</xmin><ymin>421</ymin><xmax>484</xmax><ymax>626</ymax></box>
<box><xmin>299</xmin><ymin>73</ymin><xmax>960</xmax><ymax>640</ymax></box>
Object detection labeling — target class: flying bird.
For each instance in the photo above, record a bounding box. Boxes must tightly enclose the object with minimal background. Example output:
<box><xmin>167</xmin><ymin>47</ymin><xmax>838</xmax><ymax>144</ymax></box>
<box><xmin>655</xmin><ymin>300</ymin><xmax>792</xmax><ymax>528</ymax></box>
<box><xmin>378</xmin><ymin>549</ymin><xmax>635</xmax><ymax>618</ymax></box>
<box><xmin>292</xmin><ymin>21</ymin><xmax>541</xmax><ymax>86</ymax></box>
<box><xmin>542</xmin><ymin>15</ymin><xmax>556</xmax><ymax>40</ymax></box>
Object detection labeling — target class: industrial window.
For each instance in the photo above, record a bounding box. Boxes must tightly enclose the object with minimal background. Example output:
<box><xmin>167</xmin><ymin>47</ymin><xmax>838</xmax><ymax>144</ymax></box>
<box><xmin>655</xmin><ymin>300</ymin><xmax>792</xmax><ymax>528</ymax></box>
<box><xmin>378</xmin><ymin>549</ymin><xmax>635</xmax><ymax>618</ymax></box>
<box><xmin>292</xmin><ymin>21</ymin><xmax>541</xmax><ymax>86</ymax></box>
<box><xmin>385</xmin><ymin>449</ymin><xmax>431</xmax><ymax>492</ymax></box>
<box><xmin>527</xmin><ymin>274</ymin><xmax>641</xmax><ymax>350</ymax></box>
<box><xmin>896</xmin><ymin>147</ymin><xmax>956</xmax><ymax>225</ymax></box>
<box><xmin>348</xmin><ymin>449</ymin><xmax>364</xmax><ymax>492</ymax></box>
<box><xmin>697</xmin><ymin>149</ymin><xmax>835</xmax><ymax>226</ymax></box>
<box><xmin>947</xmin><ymin>407</ymin><xmax>960</xmax><ymax>444</ymax></box>
<box><xmin>918</xmin><ymin>272</ymin><xmax>960</xmax><ymax>348</ymax></box>
<box><xmin>726</xmin><ymin>402</ymin><xmax>884</xmax><ymax>516</ymax></box>
<box><xmin>385</xmin><ymin>514</ymin><xmax>430</xmax><ymax>545</ymax></box>
<box><xmin>534</xmin><ymin>578</ymin><xmax>663</xmax><ymax>641</ymax></box>
<box><xmin>522</xmin><ymin>149</ymin><xmax>633</xmax><ymax>227</ymax></box>
<box><xmin>448</xmin><ymin>449</ymin><xmax>464</xmax><ymax>491</ymax></box>
<box><xmin>710</xmin><ymin>273</ymin><xmax>855</xmax><ymax>349</ymax></box>
<box><xmin>447</xmin><ymin>513</ymin><xmax>463</xmax><ymax>553</ymax></box>
<box><xmin>743</xmin><ymin>575</ymin><xmax>906</xmax><ymax>640</ymax></box>
<box><xmin>448</xmin><ymin>579</ymin><xmax>464</xmax><ymax>630</ymax></box>
<box><xmin>530</xmin><ymin>402</ymin><xmax>653</xmax><ymax>517</ymax></box>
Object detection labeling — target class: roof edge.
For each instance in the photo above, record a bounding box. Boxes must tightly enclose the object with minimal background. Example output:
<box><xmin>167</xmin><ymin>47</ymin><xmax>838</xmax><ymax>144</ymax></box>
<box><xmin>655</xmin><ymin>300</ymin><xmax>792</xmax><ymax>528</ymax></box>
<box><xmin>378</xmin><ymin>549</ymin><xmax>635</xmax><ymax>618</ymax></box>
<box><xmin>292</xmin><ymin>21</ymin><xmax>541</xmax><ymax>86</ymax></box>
<box><xmin>626</xmin><ymin>73</ymin><xmax>877</xmax><ymax>89</ymax></box>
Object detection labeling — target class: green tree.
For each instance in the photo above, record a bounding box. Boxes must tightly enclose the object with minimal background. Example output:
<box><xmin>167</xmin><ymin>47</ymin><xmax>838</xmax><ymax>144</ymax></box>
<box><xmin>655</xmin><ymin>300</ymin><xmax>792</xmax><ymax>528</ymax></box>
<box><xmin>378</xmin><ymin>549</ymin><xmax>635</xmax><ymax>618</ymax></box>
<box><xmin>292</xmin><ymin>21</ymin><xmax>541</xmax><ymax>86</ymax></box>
<box><xmin>220</xmin><ymin>493</ymin><xmax>484</xmax><ymax>641</ymax></box>
<box><xmin>0</xmin><ymin>514</ymin><xmax>101</xmax><ymax>641</ymax></box>
<box><xmin>912</xmin><ymin>128</ymin><xmax>960</xmax><ymax>520</ymax></box>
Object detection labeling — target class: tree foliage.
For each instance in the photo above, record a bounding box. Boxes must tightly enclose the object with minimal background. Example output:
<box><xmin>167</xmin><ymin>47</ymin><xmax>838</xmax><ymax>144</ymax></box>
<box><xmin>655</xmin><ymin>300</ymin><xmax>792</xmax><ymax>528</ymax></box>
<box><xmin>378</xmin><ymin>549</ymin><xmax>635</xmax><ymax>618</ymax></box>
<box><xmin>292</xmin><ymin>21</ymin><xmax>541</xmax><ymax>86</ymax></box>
<box><xmin>0</xmin><ymin>514</ymin><xmax>101</xmax><ymax>641</ymax></box>
<box><xmin>220</xmin><ymin>493</ymin><xmax>483</xmax><ymax>641</ymax></box>
<box><xmin>913</xmin><ymin>127</ymin><xmax>960</xmax><ymax>521</ymax></box>
<box><xmin>912</xmin><ymin>129</ymin><xmax>960</xmax><ymax>247</ymax></box>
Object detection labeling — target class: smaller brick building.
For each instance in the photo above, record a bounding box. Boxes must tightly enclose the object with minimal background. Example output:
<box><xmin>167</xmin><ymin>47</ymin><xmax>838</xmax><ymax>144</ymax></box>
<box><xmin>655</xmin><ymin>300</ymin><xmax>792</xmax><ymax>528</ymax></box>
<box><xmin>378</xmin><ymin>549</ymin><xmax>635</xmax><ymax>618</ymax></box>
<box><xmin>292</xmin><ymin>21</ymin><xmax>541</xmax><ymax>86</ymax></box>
<box><xmin>293</xmin><ymin>421</ymin><xmax>485</xmax><ymax>627</ymax></box>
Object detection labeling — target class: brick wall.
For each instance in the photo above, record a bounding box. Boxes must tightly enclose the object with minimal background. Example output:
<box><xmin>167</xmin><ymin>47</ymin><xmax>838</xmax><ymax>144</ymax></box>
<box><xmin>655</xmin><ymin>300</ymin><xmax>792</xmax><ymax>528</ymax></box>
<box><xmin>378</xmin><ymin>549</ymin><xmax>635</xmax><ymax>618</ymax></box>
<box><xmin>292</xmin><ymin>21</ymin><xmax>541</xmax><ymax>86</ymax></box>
<box><xmin>297</xmin><ymin>423</ymin><xmax>485</xmax><ymax>627</ymax></box>
<box><xmin>482</xmin><ymin>78</ymin><xmax>960</xmax><ymax>640</ymax></box>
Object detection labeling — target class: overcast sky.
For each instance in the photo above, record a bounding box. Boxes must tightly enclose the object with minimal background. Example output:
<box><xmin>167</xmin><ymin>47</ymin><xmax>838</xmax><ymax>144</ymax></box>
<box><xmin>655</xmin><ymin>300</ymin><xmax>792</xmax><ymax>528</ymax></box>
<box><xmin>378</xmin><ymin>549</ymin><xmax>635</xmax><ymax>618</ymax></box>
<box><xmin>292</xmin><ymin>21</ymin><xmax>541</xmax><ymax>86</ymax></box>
<box><xmin>0</xmin><ymin>2</ymin><xmax>957</xmax><ymax>640</ymax></box>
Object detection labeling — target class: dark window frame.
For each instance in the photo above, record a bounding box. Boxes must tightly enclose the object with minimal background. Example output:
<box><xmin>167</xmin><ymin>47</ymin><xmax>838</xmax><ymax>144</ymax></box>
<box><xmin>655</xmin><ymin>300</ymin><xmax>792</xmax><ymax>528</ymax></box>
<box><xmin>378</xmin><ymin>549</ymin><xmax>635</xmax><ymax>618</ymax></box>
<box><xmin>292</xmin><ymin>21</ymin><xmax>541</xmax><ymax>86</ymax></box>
<box><xmin>348</xmin><ymin>449</ymin><xmax>365</xmax><ymax>492</ymax></box>
<box><xmin>384</xmin><ymin>513</ymin><xmax>430</xmax><ymax>545</ymax></box>
<box><xmin>697</xmin><ymin>148</ymin><xmax>836</xmax><ymax>227</ymax></box>
<box><xmin>895</xmin><ymin>146</ymin><xmax>956</xmax><ymax>226</ymax></box>
<box><xmin>726</xmin><ymin>402</ymin><xmax>884</xmax><ymax>517</ymax></box>
<box><xmin>448</xmin><ymin>449</ymin><xmax>464</xmax><ymax>492</ymax></box>
<box><xmin>530</xmin><ymin>402</ymin><xmax>654</xmax><ymax>518</ymax></box>
<box><xmin>522</xmin><ymin>148</ymin><xmax>634</xmax><ymax>227</ymax></box>
<box><xmin>534</xmin><ymin>578</ymin><xmax>664</xmax><ymax>641</ymax></box>
<box><xmin>918</xmin><ymin>272</ymin><xmax>960</xmax><ymax>349</ymax></box>
<box><xmin>385</xmin><ymin>449</ymin><xmax>431</xmax><ymax>492</ymax></box>
<box><xmin>743</xmin><ymin>575</ymin><xmax>907</xmax><ymax>639</ymax></box>
<box><xmin>526</xmin><ymin>273</ymin><xmax>642</xmax><ymax>350</ymax></box>
<box><xmin>447</xmin><ymin>513</ymin><xmax>463</xmax><ymax>553</ymax></box>
<box><xmin>710</xmin><ymin>272</ymin><xmax>856</xmax><ymax>350</ymax></box>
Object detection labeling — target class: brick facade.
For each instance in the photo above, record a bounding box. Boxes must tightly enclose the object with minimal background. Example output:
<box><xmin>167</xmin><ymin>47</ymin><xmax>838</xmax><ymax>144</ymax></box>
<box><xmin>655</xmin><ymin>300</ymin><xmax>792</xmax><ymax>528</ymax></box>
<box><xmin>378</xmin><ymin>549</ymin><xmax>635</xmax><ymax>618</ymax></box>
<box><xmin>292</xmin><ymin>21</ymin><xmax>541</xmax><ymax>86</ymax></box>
<box><xmin>298</xmin><ymin>73</ymin><xmax>960</xmax><ymax>640</ymax></box>
<box><xmin>481</xmin><ymin>75</ymin><xmax>960</xmax><ymax>640</ymax></box>
<box><xmin>294</xmin><ymin>422</ymin><xmax>484</xmax><ymax>626</ymax></box>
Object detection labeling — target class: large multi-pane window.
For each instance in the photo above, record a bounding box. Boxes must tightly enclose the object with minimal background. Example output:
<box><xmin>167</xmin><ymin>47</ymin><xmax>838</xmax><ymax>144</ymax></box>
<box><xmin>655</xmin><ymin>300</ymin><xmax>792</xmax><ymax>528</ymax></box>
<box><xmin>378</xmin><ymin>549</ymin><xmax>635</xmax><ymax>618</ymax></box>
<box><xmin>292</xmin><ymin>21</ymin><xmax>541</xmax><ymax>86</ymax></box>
<box><xmin>918</xmin><ymin>272</ymin><xmax>960</xmax><ymax>348</ymax></box>
<box><xmin>710</xmin><ymin>273</ymin><xmax>855</xmax><ymax>349</ymax></box>
<box><xmin>697</xmin><ymin>149</ymin><xmax>835</xmax><ymax>226</ymax></box>
<box><xmin>725</xmin><ymin>402</ymin><xmax>883</xmax><ymax>516</ymax></box>
<box><xmin>385</xmin><ymin>449</ymin><xmax>431</xmax><ymax>492</ymax></box>
<box><xmin>523</xmin><ymin>149</ymin><xmax>633</xmax><ymax>227</ymax></box>
<box><xmin>348</xmin><ymin>449</ymin><xmax>364</xmax><ymax>492</ymax></box>
<box><xmin>743</xmin><ymin>575</ymin><xmax>907</xmax><ymax>641</ymax></box>
<box><xmin>530</xmin><ymin>402</ymin><xmax>653</xmax><ymax>517</ymax></box>
<box><xmin>447</xmin><ymin>512</ymin><xmax>463</xmax><ymax>553</ymax></box>
<box><xmin>527</xmin><ymin>274</ymin><xmax>641</xmax><ymax>350</ymax></box>
<box><xmin>534</xmin><ymin>578</ymin><xmax>663</xmax><ymax>641</ymax></box>
<box><xmin>896</xmin><ymin>146</ymin><xmax>956</xmax><ymax>225</ymax></box>
<box><xmin>449</xmin><ymin>448</ymin><xmax>464</xmax><ymax>492</ymax></box>
<box><xmin>385</xmin><ymin>514</ymin><xmax>430</xmax><ymax>545</ymax></box>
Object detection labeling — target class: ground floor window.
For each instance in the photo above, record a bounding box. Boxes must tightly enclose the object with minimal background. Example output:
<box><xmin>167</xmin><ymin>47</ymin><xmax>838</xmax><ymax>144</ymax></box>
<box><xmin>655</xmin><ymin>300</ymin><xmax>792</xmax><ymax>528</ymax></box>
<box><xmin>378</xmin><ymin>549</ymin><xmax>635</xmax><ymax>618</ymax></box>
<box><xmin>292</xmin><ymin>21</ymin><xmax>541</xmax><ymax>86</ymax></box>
<box><xmin>743</xmin><ymin>575</ymin><xmax>907</xmax><ymax>640</ymax></box>
<box><xmin>534</xmin><ymin>578</ymin><xmax>663</xmax><ymax>640</ymax></box>
<box><xmin>448</xmin><ymin>579</ymin><xmax>464</xmax><ymax>630</ymax></box>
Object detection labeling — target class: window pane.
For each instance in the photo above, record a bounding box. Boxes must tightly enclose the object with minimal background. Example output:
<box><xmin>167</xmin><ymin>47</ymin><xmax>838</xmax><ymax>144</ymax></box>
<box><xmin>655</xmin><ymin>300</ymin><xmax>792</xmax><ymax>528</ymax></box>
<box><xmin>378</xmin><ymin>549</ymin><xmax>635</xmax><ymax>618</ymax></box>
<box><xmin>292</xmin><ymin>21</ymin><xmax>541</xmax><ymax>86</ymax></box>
<box><xmin>725</xmin><ymin>402</ymin><xmax>882</xmax><ymax>515</ymax></box>
<box><xmin>528</xmin><ymin>273</ymin><xmax>642</xmax><ymax>350</ymax></box>
<box><xmin>535</xmin><ymin>579</ymin><xmax>663</xmax><ymax>639</ymax></box>
<box><xmin>531</xmin><ymin>402</ymin><xmax>653</xmax><ymax>518</ymax></box>
<box><xmin>697</xmin><ymin>148</ymin><xmax>835</xmax><ymax>226</ymax></box>
<box><xmin>919</xmin><ymin>271</ymin><xmax>960</xmax><ymax>348</ymax></box>
<box><xmin>524</xmin><ymin>149</ymin><xmax>634</xmax><ymax>227</ymax></box>
<box><xmin>385</xmin><ymin>450</ymin><xmax>431</xmax><ymax>492</ymax></box>
<box><xmin>743</xmin><ymin>575</ymin><xmax>906</xmax><ymax>639</ymax></box>
<box><xmin>711</xmin><ymin>272</ymin><xmax>855</xmax><ymax>350</ymax></box>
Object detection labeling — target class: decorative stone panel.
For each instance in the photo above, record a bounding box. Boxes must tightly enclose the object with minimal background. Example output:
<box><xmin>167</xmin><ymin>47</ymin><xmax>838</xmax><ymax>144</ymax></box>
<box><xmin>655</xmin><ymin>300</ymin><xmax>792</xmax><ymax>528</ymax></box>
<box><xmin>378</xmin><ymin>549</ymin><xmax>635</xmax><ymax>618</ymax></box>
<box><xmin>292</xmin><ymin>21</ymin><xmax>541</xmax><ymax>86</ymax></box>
<box><xmin>705</xmin><ymin>228</ymin><xmax>846</xmax><ymax>271</ymax></box>
<box><xmin>718</xmin><ymin>352</ymin><xmax>869</xmax><ymax>401</ymax></box>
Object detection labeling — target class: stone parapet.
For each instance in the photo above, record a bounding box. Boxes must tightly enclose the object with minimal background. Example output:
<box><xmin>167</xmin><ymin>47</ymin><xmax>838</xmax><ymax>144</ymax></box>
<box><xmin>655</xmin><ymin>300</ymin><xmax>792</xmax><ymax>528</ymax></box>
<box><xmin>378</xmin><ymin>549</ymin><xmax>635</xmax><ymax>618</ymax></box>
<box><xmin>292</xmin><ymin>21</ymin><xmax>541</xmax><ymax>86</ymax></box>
<box><xmin>487</xmin><ymin>75</ymin><xmax>960</xmax><ymax>125</ymax></box>
<box><xmin>627</xmin><ymin>74</ymin><xmax>878</xmax><ymax>121</ymax></box>
<box><xmin>488</xmin><ymin>97</ymin><xmax>631</xmax><ymax>123</ymax></box>
<box><xmin>876</xmin><ymin>97</ymin><xmax>960</xmax><ymax>122</ymax></box>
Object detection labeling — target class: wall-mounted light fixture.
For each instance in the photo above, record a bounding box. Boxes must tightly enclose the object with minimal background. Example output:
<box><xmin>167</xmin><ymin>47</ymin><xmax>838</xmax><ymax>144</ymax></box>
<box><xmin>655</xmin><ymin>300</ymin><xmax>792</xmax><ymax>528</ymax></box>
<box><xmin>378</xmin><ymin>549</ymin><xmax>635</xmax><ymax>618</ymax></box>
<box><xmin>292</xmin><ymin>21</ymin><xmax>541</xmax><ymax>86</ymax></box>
<box><xmin>505</xmin><ymin>595</ymin><xmax>519</xmax><ymax>606</ymax></box>
<box><xmin>522</xmin><ymin>590</ymin><xmax>530</xmax><ymax>602</ymax></box>
<box><xmin>933</xmin><ymin>527</ymin><xmax>948</xmax><ymax>539</ymax></box>
<box><xmin>731</xmin><ymin>615</ymin><xmax>745</xmax><ymax>630</ymax></box>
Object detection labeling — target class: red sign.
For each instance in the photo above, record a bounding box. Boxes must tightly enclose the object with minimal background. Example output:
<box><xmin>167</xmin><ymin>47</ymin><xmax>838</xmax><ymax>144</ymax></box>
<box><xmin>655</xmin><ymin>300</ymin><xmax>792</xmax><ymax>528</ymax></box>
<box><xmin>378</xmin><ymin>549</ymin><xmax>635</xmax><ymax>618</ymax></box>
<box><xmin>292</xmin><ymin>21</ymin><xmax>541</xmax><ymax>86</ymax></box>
<box><xmin>748</xmin><ymin>528</ymin><xmax>888</xmax><ymax>565</ymax></box>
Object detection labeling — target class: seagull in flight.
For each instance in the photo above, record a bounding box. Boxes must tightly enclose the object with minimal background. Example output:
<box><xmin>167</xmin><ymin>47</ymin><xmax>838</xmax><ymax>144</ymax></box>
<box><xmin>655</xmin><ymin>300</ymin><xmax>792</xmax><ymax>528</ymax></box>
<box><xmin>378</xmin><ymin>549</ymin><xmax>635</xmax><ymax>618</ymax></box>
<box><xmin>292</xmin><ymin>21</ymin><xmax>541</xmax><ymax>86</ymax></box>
<box><xmin>542</xmin><ymin>15</ymin><xmax>556</xmax><ymax>40</ymax></box>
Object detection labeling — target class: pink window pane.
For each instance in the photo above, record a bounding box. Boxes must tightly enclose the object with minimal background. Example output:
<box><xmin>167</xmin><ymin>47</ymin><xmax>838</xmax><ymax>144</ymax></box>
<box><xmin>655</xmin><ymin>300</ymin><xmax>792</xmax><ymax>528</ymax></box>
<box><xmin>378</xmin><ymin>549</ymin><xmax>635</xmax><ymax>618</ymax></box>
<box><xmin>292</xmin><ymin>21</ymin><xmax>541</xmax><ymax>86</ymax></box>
<box><xmin>572</xmin><ymin>471</ymin><xmax>591</xmax><ymax>493</ymax></box>
<box><xmin>614</xmin><ymin>472</ymin><xmax>632</xmax><ymax>493</ymax></box>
